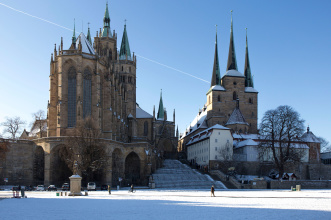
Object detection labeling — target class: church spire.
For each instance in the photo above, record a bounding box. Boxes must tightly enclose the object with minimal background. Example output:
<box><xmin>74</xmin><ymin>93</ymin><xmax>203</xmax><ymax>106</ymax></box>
<box><xmin>210</xmin><ymin>25</ymin><xmax>221</xmax><ymax>87</ymax></box>
<box><xmin>101</xmin><ymin>2</ymin><xmax>112</xmax><ymax>37</ymax></box>
<box><xmin>244</xmin><ymin>28</ymin><xmax>254</xmax><ymax>88</ymax></box>
<box><xmin>72</xmin><ymin>19</ymin><xmax>76</xmax><ymax>44</ymax></box>
<box><xmin>226</xmin><ymin>10</ymin><xmax>238</xmax><ymax>71</ymax></box>
<box><xmin>157</xmin><ymin>90</ymin><xmax>164</xmax><ymax>120</ymax></box>
<box><xmin>87</xmin><ymin>22</ymin><xmax>92</xmax><ymax>45</ymax></box>
<box><xmin>119</xmin><ymin>22</ymin><xmax>132</xmax><ymax>60</ymax></box>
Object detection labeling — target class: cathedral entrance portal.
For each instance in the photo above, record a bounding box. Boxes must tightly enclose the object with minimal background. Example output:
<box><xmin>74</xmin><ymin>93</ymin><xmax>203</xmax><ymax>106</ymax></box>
<box><xmin>124</xmin><ymin>152</ymin><xmax>140</xmax><ymax>185</ymax></box>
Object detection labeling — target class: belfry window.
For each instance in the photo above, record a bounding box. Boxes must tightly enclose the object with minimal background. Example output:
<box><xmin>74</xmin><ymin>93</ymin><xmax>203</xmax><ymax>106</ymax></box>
<box><xmin>217</xmin><ymin>95</ymin><xmax>221</xmax><ymax>102</ymax></box>
<box><xmin>83</xmin><ymin>68</ymin><xmax>92</xmax><ymax>118</ymax></box>
<box><xmin>109</xmin><ymin>49</ymin><xmax>112</xmax><ymax>60</ymax></box>
<box><xmin>68</xmin><ymin>67</ymin><xmax>77</xmax><ymax>127</ymax></box>
<box><xmin>249</xmin><ymin>98</ymin><xmax>253</xmax><ymax>104</ymax></box>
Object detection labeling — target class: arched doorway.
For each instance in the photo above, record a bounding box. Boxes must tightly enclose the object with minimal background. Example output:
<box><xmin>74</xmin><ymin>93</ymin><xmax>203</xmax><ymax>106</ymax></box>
<box><xmin>33</xmin><ymin>146</ymin><xmax>44</xmax><ymax>185</ymax></box>
<box><xmin>124</xmin><ymin>152</ymin><xmax>140</xmax><ymax>185</ymax></box>
<box><xmin>112</xmin><ymin>148</ymin><xmax>123</xmax><ymax>186</ymax></box>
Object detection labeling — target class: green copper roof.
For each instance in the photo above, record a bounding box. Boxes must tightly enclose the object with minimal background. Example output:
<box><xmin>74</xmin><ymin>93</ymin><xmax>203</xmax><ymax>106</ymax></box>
<box><xmin>226</xmin><ymin>11</ymin><xmax>238</xmax><ymax>71</ymax></box>
<box><xmin>119</xmin><ymin>24</ymin><xmax>132</xmax><ymax>60</ymax></box>
<box><xmin>101</xmin><ymin>3</ymin><xmax>112</xmax><ymax>37</ymax></box>
<box><xmin>72</xmin><ymin>19</ymin><xmax>76</xmax><ymax>44</ymax></box>
<box><xmin>157</xmin><ymin>90</ymin><xmax>164</xmax><ymax>120</ymax></box>
<box><xmin>210</xmin><ymin>29</ymin><xmax>221</xmax><ymax>87</ymax></box>
<box><xmin>244</xmin><ymin>29</ymin><xmax>254</xmax><ymax>88</ymax></box>
<box><xmin>87</xmin><ymin>26</ymin><xmax>92</xmax><ymax>45</ymax></box>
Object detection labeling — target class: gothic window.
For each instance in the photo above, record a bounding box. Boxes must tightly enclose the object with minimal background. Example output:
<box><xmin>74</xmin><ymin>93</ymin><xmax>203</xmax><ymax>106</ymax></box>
<box><xmin>144</xmin><ymin>121</ymin><xmax>148</xmax><ymax>136</ymax></box>
<box><xmin>68</xmin><ymin>67</ymin><xmax>77</xmax><ymax>127</ymax></box>
<box><xmin>233</xmin><ymin>91</ymin><xmax>237</xmax><ymax>100</ymax></box>
<box><xmin>249</xmin><ymin>98</ymin><xmax>253</xmax><ymax>104</ymax></box>
<box><xmin>128</xmin><ymin>77</ymin><xmax>132</xmax><ymax>83</ymax></box>
<box><xmin>217</xmin><ymin>95</ymin><xmax>221</xmax><ymax>102</ymax></box>
<box><xmin>109</xmin><ymin>49</ymin><xmax>112</xmax><ymax>60</ymax></box>
<box><xmin>121</xmin><ymin>66</ymin><xmax>124</xmax><ymax>72</ymax></box>
<box><xmin>83</xmin><ymin>68</ymin><xmax>92</xmax><ymax>118</ymax></box>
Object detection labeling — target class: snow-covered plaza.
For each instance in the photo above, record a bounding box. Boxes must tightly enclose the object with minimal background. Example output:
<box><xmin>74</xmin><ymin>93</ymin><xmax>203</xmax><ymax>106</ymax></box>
<box><xmin>0</xmin><ymin>189</ymin><xmax>331</xmax><ymax>219</ymax></box>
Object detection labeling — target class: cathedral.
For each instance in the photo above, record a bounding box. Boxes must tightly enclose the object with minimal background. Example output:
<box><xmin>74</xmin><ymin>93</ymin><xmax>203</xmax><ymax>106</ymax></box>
<box><xmin>178</xmin><ymin>13</ymin><xmax>258</xmax><ymax>154</ymax></box>
<box><xmin>1</xmin><ymin>3</ymin><xmax>176</xmax><ymax>187</ymax></box>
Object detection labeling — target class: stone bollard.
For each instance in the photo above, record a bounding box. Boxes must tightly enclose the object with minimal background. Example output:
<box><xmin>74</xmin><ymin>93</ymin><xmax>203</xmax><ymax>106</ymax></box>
<box><xmin>65</xmin><ymin>192</ymin><xmax>67</xmax><ymax>196</ymax></box>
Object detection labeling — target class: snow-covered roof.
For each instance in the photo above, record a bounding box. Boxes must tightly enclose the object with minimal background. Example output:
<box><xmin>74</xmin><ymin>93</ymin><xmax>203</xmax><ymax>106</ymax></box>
<box><xmin>206</xmin><ymin>85</ymin><xmax>226</xmax><ymax>95</ymax></box>
<box><xmin>29</xmin><ymin>120</ymin><xmax>47</xmax><ymax>137</ymax></box>
<box><xmin>226</xmin><ymin>108</ymin><xmax>249</xmax><ymax>126</ymax></box>
<box><xmin>301</xmin><ymin>130</ymin><xmax>320</xmax><ymax>143</ymax></box>
<box><xmin>233</xmin><ymin>133</ymin><xmax>259</xmax><ymax>140</ymax></box>
<box><xmin>136</xmin><ymin>104</ymin><xmax>153</xmax><ymax>118</ymax></box>
<box><xmin>181</xmin><ymin>105</ymin><xmax>208</xmax><ymax>139</ymax></box>
<box><xmin>187</xmin><ymin>124</ymin><xmax>230</xmax><ymax>146</ymax></box>
<box><xmin>75</xmin><ymin>33</ymin><xmax>95</xmax><ymax>55</ymax></box>
<box><xmin>245</xmin><ymin>87</ymin><xmax>258</xmax><ymax>93</ymax></box>
<box><xmin>222</xmin><ymin>70</ymin><xmax>245</xmax><ymax>78</ymax></box>
<box><xmin>234</xmin><ymin>139</ymin><xmax>259</xmax><ymax>149</ymax></box>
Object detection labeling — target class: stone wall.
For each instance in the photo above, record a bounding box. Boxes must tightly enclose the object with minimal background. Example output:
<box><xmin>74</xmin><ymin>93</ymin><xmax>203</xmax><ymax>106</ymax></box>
<box><xmin>270</xmin><ymin>180</ymin><xmax>331</xmax><ymax>189</ymax></box>
<box><xmin>0</xmin><ymin>140</ymin><xmax>35</xmax><ymax>185</ymax></box>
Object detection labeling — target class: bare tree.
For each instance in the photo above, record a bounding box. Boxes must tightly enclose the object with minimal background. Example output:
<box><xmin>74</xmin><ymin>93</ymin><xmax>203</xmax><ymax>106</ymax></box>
<box><xmin>1</xmin><ymin>117</ymin><xmax>26</xmax><ymax>139</ymax></box>
<box><xmin>318</xmin><ymin>137</ymin><xmax>331</xmax><ymax>153</ymax></box>
<box><xmin>259</xmin><ymin>105</ymin><xmax>305</xmax><ymax>176</ymax></box>
<box><xmin>59</xmin><ymin>117</ymin><xmax>107</xmax><ymax>181</ymax></box>
<box><xmin>32</xmin><ymin>110</ymin><xmax>46</xmax><ymax>138</ymax></box>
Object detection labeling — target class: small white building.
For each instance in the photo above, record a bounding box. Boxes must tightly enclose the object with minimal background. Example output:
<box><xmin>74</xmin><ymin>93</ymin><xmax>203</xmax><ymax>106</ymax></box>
<box><xmin>187</xmin><ymin>124</ymin><xmax>233</xmax><ymax>166</ymax></box>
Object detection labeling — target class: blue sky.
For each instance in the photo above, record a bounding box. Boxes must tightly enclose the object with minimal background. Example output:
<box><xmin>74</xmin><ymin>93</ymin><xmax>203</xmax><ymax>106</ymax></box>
<box><xmin>0</xmin><ymin>0</ymin><xmax>330</xmax><ymax>144</ymax></box>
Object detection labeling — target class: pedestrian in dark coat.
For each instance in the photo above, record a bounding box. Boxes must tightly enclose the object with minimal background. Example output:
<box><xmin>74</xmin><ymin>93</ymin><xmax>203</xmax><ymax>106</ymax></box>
<box><xmin>131</xmin><ymin>184</ymin><xmax>134</xmax><ymax>193</ymax></box>
<box><xmin>108</xmin><ymin>185</ymin><xmax>111</xmax><ymax>195</ymax></box>
<box><xmin>211</xmin><ymin>185</ymin><xmax>215</xmax><ymax>197</ymax></box>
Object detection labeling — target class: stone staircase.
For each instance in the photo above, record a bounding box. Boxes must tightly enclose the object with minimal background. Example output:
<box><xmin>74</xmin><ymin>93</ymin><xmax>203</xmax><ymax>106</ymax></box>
<box><xmin>152</xmin><ymin>159</ymin><xmax>227</xmax><ymax>189</ymax></box>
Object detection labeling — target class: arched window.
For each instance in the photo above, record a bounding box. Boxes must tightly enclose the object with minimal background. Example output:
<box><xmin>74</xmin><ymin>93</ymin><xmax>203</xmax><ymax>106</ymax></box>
<box><xmin>121</xmin><ymin>66</ymin><xmax>124</xmax><ymax>72</ymax></box>
<box><xmin>233</xmin><ymin>91</ymin><xmax>237</xmax><ymax>100</ymax></box>
<box><xmin>68</xmin><ymin>67</ymin><xmax>77</xmax><ymax>127</ymax></box>
<box><xmin>109</xmin><ymin>49</ymin><xmax>112</xmax><ymax>60</ymax></box>
<box><xmin>217</xmin><ymin>95</ymin><xmax>221</xmax><ymax>102</ymax></box>
<box><xmin>83</xmin><ymin>68</ymin><xmax>92</xmax><ymax>118</ymax></box>
<box><xmin>144</xmin><ymin>121</ymin><xmax>148</xmax><ymax>136</ymax></box>
<box><xmin>249</xmin><ymin>98</ymin><xmax>253</xmax><ymax>104</ymax></box>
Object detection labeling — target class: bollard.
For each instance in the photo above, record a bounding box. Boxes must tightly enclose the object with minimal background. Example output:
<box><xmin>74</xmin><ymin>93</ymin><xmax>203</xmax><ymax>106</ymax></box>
<box><xmin>60</xmin><ymin>192</ymin><xmax>63</xmax><ymax>196</ymax></box>
<box><xmin>296</xmin><ymin>185</ymin><xmax>301</xmax><ymax>191</ymax></box>
<box><xmin>65</xmin><ymin>192</ymin><xmax>67</xmax><ymax>196</ymax></box>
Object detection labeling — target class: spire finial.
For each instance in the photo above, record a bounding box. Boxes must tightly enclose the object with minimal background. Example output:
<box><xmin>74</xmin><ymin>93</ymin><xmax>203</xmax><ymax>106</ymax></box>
<box><xmin>226</xmin><ymin>10</ymin><xmax>238</xmax><ymax>71</ymax></box>
<box><xmin>124</xmin><ymin>19</ymin><xmax>127</xmax><ymax>26</ymax></box>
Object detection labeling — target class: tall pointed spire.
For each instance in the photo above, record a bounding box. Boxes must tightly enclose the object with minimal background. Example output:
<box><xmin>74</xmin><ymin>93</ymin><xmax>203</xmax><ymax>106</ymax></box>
<box><xmin>226</xmin><ymin>10</ymin><xmax>238</xmax><ymax>71</ymax></box>
<box><xmin>101</xmin><ymin>2</ymin><xmax>112</xmax><ymax>37</ymax></box>
<box><xmin>119</xmin><ymin>22</ymin><xmax>132</xmax><ymax>60</ymax></box>
<box><xmin>211</xmin><ymin>25</ymin><xmax>221</xmax><ymax>87</ymax></box>
<box><xmin>87</xmin><ymin>22</ymin><xmax>92</xmax><ymax>45</ymax></box>
<box><xmin>244</xmin><ymin>28</ymin><xmax>254</xmax><ymax>87</ymax></box>
<box><xmin>157</xmin><ymin>89</ymin><xmax>164</xmax><ymax>120</ymax></box>
<box><xmin>72</xmin><ymin>19</ymin><xmax>76</xmax><ymax>44</ymax></box>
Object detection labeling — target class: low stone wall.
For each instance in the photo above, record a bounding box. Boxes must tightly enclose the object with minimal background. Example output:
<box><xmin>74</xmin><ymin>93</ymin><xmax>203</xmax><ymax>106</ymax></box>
<box><xmin>270</xmin><ymin>180</ymin><xmax>331</xmax><ymax>189</ymax></box>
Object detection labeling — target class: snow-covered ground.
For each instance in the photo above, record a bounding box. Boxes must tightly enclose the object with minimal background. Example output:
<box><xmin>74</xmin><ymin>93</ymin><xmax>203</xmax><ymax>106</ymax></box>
<box><xmin>0</xmin><ymin>189</ymin><xmax>331</xmax><ymax>219</ymax></box>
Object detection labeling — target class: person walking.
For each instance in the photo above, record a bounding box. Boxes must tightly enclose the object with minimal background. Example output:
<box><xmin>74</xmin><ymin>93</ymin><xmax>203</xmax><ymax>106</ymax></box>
<box><xmin>108</xmin><ymin>185</ymin><xmax>111</xmax><ymax>195</ymax></box>
<box><xmin>211</xmin><ymin>185</ymin><xmax>215</xmax><ymax>197</ymax></box>
<box><xmin>130</xmin><ymin>184</ymin><xmax>134</xmax><ymax>193</ymax></box>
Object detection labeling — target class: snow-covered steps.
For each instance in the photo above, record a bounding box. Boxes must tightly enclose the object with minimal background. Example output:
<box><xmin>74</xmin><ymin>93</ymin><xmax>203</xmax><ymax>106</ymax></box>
<box><xmin>153</xmin><ymin>159</ymin><xmax>227</xmax><ymax>189</ymax></box>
